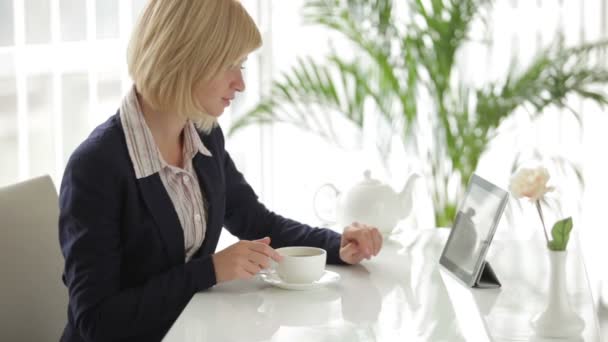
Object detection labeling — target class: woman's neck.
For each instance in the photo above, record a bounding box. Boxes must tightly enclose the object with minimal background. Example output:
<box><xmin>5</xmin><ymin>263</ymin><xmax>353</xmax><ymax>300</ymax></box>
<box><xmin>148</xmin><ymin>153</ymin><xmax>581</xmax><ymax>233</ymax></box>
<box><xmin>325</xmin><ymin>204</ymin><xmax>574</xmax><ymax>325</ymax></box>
<box><xmin>137</xmin><ymin>92</ymin><xmax>187</xmax><ymax>167</ymax></box>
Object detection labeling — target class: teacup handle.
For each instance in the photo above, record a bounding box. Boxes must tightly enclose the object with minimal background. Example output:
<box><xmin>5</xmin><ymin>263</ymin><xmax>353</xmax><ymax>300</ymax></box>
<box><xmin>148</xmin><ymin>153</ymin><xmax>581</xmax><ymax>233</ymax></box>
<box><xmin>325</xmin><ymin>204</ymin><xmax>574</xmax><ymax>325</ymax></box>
<box><xmin>313</xmin><ymin>183</ymin><xmax>339</xmax><ymax>225</ymax></box>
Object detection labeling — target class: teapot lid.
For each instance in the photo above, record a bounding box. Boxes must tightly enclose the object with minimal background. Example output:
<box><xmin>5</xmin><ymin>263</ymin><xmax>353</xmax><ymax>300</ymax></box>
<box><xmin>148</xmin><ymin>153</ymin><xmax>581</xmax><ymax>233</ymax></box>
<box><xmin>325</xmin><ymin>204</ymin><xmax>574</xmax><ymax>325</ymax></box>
<box><xmin>361</xmin><ymin>170</ymin><xmax>381</xmax><ymax>186</ymax></box>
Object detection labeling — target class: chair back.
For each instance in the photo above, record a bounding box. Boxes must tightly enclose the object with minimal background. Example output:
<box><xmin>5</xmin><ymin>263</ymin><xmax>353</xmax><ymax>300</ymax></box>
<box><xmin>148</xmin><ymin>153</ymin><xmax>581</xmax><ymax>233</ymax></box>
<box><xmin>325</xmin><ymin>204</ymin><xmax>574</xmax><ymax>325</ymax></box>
<box><xmin>0</xmin><ymin>175</ymin><xmax>67</xmax><ymax>341</ymax></box>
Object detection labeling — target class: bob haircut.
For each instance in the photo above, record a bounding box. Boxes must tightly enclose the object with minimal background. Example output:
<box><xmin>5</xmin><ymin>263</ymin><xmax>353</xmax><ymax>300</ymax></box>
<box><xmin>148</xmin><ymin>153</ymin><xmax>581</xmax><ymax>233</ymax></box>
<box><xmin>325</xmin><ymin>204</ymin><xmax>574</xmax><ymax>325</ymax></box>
<box><xmin>128</xmin><ymin>0</ymin><xmax>262</xmax><ymax>132</ymax></box>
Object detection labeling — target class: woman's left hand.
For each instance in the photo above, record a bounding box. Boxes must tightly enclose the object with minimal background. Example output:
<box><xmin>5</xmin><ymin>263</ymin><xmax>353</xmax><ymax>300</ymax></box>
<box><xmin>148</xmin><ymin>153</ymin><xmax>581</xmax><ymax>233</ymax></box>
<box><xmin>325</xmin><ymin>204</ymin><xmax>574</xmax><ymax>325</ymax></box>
<box><xmin>339</xmin><ymin>222</ymin><xmax>383</xmax><ymax>264</ymax></box>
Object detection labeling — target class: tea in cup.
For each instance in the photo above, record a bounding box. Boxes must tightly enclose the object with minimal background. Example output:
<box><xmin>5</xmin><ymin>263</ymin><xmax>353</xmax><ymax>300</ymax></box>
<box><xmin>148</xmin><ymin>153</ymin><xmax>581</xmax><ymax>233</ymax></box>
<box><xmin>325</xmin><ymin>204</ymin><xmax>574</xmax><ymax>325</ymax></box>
<box><xmin>275</xmin><ymin>246</ymin><xmax>326</xmax><ymax>284</ymax></box>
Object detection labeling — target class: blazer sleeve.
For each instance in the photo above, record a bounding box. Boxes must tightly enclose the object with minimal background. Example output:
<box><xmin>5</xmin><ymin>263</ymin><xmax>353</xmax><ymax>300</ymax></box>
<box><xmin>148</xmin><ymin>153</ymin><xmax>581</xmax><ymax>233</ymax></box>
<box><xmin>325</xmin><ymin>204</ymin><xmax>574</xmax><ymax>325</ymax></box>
<box><xmin>218</xmin><ymin>132</ymin><xmax>346</xmax><ymax>265</ymax></box>
<box><xmin>59</xmin><ymin>144</ymin><xmax>216</xmax><ymax>342</ymax></box>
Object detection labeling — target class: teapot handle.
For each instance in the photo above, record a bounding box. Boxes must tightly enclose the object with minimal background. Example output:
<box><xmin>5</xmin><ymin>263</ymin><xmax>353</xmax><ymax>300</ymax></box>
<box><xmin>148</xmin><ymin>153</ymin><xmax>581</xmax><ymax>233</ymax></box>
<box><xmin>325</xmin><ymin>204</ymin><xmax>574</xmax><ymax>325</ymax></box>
<box><xmin>313</xmin><ymin>183</ymin><xmax>339</xmax><ymax>225</ymax></box>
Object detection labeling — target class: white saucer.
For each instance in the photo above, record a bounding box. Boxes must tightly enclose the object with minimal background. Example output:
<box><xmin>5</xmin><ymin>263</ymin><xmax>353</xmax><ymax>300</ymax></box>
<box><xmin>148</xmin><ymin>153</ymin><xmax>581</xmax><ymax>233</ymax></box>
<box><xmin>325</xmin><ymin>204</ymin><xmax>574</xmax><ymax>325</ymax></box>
<box><xmin>259</xmin><ymin>270</ymin><xmax>341</xmax><ymax>291</ymax></box>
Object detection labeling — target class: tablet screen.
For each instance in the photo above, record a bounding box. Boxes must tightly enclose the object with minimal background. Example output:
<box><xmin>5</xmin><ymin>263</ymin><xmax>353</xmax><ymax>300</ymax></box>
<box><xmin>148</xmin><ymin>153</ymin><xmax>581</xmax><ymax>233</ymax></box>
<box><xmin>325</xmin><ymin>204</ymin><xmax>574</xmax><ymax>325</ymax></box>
<box><xmin>440</xmin><ymin>174</ymin><xmax>508</xmax><ymax>286</ymax></box>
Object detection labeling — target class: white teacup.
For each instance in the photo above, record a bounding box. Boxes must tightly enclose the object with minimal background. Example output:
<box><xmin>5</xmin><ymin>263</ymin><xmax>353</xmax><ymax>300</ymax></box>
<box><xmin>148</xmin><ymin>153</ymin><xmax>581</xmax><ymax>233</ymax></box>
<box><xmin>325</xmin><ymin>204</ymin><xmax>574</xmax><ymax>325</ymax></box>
<box><xmin>276</xmin><ymin>246</ymin><xmax>327</xmax><ymax>284</ymax></box>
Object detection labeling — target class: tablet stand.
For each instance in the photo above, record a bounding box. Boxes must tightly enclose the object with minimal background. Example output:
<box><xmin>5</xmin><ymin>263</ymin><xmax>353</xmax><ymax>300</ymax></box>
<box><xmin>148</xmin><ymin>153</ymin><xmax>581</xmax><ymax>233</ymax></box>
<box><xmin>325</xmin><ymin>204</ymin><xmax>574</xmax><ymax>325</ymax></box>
<box><xmin>473</xmin><ymin>261</ymin><xmax>501</xmax><ymax>288</ymax></box>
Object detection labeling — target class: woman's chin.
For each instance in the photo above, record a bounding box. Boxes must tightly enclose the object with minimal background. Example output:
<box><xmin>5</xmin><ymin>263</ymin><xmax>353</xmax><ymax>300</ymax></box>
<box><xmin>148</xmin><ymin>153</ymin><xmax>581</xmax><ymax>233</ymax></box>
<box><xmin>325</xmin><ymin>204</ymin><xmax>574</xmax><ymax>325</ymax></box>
<box><xmin>207</xmin><ymin>109</ymin><xmax>225</xmax><ymax>117</ymax></box>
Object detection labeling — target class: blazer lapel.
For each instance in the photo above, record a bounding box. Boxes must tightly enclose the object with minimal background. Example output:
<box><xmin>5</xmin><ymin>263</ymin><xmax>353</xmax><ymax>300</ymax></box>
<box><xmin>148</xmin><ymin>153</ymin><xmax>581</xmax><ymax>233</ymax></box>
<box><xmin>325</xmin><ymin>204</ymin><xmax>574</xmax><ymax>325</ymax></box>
<box><xmin>192</xmin><ymin>152</ymin><xmax>223</xmax><ymax>256</ymax></box>
<box><xmin>139</xmin><ymin>175</ymin><xmax>185</xmax><ymax>265</ymax></box>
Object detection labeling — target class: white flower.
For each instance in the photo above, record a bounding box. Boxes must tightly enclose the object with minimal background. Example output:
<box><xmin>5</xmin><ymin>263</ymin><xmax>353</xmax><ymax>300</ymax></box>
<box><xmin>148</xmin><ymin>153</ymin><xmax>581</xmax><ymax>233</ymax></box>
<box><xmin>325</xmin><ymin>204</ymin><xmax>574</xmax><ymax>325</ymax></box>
<box><xmin>510</xmin><ymin>166</ymin><xmax>554</xmax><ymax>201</ymax></box>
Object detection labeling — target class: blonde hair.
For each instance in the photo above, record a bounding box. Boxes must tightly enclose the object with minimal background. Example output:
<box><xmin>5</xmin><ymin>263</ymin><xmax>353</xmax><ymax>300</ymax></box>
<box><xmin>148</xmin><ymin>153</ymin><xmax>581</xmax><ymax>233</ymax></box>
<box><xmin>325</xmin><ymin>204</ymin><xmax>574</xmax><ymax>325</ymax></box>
<box><xmin>128</xmin><ymin>0</ymin><xmax>262</xmax><ymax>132</ymax></box>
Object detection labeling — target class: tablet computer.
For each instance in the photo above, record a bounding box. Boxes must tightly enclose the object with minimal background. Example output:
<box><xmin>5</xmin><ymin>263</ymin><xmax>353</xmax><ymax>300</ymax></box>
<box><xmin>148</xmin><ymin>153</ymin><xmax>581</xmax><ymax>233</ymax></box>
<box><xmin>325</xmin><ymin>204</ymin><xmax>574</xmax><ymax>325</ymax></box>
<box><xmin>439</xmin><ymin>174</ymin><xmax>508</xmax><ymax>288</ymax></box>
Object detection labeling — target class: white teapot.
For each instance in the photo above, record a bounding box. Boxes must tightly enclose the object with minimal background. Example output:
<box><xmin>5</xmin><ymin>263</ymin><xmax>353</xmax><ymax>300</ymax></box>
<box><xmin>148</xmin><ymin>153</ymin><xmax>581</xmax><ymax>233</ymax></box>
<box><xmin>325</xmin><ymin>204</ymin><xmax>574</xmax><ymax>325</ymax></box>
<box><xmin>314</xmin><ymin>170</ymin><xmax>420</xmax><ymax>234</ymax></box>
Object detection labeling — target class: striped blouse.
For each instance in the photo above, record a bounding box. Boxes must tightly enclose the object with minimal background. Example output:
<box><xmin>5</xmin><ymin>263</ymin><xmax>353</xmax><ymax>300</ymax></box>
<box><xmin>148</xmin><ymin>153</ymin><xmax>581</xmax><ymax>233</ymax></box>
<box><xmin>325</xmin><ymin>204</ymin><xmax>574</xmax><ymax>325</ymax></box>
<box><xmin>119</xmin><ymin>86</ymin><xmax>212</xmax><ymax>261</ymax></box>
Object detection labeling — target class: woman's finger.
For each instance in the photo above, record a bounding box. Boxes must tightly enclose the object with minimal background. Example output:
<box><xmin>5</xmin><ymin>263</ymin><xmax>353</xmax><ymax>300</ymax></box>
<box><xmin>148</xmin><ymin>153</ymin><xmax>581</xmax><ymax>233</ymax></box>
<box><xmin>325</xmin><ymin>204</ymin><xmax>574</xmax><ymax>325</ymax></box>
<box><xmin>371</xmin><ymin>228</ymin><xmax>382</xmax><ymax>255</ymax></box>
<box><xmin>249</xmin><ymin>241</ymin><xmax>283</xmax><ymax>262</ymax></box>
<box><xmin>252</xmin><ymin>236</ymin><xmax>271</xmax><ymax>244</ymax></box>
<box><xmin>242</xmin><ymin>259</ymin><xmax>261</xmax><ymax>277</ymax></box>
<box><xmin>348</xmin><ymin>252</ymin><xmax>364</xmax><ymax>264</ymax></box>
<box><xmin>340</xmin><ymin>243</ymin><xmax>364</xmax><ymax>264</ymax></box>
<box><xmin>247</xmin><ymin>251</ymin><xmax>270</xmax><ymax>269</ymax></box>
<box><xmin>341</xmin><ymin>241</ymin><xmax>359</xmax><ymax>256</ymax></box>
<box><xmin>358</xmin><ymin>229</ymin><xmax>374</xmax><ymax>257</ymax></box>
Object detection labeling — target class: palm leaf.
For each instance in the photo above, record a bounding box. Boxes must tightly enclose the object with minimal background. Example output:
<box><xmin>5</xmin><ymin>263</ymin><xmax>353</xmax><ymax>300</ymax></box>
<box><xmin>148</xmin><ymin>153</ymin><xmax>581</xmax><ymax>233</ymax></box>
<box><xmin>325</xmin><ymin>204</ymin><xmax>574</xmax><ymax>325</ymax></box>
<box><xmin>229</xmin><ymin>55</ymin><xmax>387</xmax><ymax>145</ymax></box>
<box><xmin>476</xmin><ymin>39</ymin><xmax>608</xmax><ymax>131</ymax></box>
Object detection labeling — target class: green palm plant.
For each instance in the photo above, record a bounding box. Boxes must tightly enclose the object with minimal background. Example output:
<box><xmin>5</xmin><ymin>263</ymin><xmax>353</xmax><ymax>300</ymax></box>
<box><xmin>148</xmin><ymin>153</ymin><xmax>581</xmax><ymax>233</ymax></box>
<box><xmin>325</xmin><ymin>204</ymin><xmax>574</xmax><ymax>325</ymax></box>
<box><xmin>229</xmin><ymin>0</ymin><xmax>608</xmax><ymax>226</ymax></box>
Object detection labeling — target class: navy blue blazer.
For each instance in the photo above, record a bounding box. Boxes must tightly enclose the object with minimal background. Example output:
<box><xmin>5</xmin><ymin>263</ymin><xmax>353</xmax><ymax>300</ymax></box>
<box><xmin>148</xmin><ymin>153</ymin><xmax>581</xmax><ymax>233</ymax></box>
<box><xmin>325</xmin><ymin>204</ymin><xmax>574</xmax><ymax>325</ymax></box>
<box><xmin>58</xmin><ymin>113</ymin><xmax>344</xmax><ymax>342</ymax></box>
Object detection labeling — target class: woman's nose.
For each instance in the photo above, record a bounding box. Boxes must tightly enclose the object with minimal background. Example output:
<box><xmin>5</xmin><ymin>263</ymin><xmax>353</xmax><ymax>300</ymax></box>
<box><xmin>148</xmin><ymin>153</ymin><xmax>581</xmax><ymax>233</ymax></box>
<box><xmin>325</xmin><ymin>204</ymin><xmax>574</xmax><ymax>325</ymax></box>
<box><xmin>232</xmin><ymin>72</ymin><xmax>245</xmax><ymax>92</ymax></box>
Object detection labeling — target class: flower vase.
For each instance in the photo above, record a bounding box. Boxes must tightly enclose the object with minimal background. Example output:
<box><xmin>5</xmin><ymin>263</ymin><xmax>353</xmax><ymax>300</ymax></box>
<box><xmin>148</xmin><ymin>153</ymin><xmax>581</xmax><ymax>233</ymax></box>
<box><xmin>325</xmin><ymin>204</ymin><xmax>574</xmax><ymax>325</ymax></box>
<box><xmin>530</xmin><ymin>250</ymin><xmax>585</xmax><ymax>338</ymax></box>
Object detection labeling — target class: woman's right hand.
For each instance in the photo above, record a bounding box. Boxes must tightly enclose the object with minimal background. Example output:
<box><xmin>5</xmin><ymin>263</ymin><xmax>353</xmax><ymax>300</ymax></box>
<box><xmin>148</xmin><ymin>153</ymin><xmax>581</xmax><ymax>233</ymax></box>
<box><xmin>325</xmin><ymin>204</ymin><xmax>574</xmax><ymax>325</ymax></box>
<box><xmin>212</xmin><ymin>236</ymin><xmax>283</xmax><ymax>283</ymax></box>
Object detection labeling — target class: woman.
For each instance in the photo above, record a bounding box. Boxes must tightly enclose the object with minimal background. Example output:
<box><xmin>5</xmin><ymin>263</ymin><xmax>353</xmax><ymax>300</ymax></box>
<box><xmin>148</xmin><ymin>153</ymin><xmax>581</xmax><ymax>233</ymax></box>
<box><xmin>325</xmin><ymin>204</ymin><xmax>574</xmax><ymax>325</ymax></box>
<box><xmin>59</xmin><ymin>1</ymin><xmax>383</xmax><ymax>341</ymax></box>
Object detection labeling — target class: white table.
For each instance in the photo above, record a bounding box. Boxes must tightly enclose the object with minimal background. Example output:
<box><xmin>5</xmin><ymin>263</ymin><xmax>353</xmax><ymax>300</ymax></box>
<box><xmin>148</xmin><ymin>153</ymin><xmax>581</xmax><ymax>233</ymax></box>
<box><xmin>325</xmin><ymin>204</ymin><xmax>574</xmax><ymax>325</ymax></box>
<box><xmin>163</xmin><ymin>227</ymin><xmax>600</xmax><ymax>342</ymax></box>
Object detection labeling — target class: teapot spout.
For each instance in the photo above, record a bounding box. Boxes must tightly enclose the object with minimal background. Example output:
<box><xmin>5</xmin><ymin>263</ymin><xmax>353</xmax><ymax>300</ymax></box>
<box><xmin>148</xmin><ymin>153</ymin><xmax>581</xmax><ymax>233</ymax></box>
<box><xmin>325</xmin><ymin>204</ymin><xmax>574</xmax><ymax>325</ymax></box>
<box><xmin>398</xmin><ymin>173</ymin><xmax>421</xmax><ymax>219</ymax></box>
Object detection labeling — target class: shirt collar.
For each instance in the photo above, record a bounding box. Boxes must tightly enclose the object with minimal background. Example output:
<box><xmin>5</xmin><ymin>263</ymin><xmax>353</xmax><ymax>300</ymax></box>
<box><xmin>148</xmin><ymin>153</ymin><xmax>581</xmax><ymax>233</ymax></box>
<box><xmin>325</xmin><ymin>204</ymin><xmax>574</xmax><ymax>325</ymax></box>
<box><xmin>119</xmin><ymin>86</ymin><xmax>212</xmax><ymax>179</ymax></box>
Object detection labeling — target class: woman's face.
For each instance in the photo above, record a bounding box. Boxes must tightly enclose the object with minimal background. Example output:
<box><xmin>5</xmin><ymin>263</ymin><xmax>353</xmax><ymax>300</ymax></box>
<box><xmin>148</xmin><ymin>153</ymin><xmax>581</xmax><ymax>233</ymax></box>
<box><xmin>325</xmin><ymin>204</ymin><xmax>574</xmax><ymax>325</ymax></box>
<box><xmin>195</xmin><ymin>60</ymin><xmax>246</xmax><ymax>117</ymax></box>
